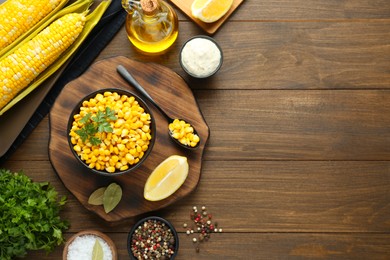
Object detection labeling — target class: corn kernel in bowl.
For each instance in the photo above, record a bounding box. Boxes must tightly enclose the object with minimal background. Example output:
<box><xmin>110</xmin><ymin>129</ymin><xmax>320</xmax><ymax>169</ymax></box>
<box><xmin>68</xmin><ymin>89</ymin><xmax>155</xmax><ymax>176</ymax></box>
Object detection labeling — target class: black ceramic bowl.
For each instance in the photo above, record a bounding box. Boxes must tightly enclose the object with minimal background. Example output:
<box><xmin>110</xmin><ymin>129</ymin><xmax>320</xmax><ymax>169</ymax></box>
<box><xmin>127</xmin><ymin>216</ymin><xmax>179</xmax><ymax>259</ymax></box>
<box><xmin>67</xmin><ymin>88</ymin><xmax>156</xmax><ymax>177</ymax></box>
<box><xmin>179</xmin><ymin>35</ymin><xmax>223</xmax><ymax>78</ymax></box>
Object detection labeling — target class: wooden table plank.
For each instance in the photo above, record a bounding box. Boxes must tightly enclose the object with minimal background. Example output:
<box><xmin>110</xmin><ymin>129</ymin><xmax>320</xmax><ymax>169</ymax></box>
<box><xmin>3</xmin><ymin>160</ymin><xmax>389</xmax><ymax>233</ymax></box>
<box><xmin>25</xmin><ymin>232</ymin><xmax>390</xmax><ymax>259</ymax></box>
<box><xmin>225</xmin><ymin>0</ymin><xmax>390</xmax><ymax>20</ymax></box>
<box><xmin>197</xmin><ymin>90</ymin><xmax>390</xmax><ymax>160</ymax></box>
<box><xmin>97</xmin><ymin>22</ymin><xmax>390</xmax><ymax>90</ymax></box>
<box><xmin>9</xmin><ymin>89</ymin><xmax>390</xmax><ymax>161</ymax></box>
<box><xmin>205</xmin><ymin>22</ymin><xmax>390</xmax><ymax>90</ymax></box>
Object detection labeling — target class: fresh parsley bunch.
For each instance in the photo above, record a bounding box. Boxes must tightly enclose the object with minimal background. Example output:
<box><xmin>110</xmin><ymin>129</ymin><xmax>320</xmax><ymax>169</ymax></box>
<box><xmin>0</xmin><ymin>169</ymin><xmax>69</xmax><ymax>259</ymax></box>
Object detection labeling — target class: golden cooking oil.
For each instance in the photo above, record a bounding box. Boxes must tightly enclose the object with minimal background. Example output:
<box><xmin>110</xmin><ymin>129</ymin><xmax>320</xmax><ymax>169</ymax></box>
<box><xmin>123</xmin><ymin>0</ymin><xmax>178</xmax><ymax>55</ymax></box>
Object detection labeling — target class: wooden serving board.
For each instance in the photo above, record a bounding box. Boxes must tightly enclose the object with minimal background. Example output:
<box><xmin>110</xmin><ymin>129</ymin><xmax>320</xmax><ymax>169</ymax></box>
<box><xmin>48</xmin><ymin>56</ymin><xmax>209</xmax><ymax>223</ymax></box>
<box><xmin>170</xmin><ymin>0</ymin><xmax>244</xmax><ymax>35</ymax></box>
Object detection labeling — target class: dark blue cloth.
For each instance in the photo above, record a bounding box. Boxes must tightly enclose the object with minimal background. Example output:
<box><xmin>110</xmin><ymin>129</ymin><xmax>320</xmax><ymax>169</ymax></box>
<box><xmin>0</xmin><ymin>0</ymin><xmax>127</xmax><ymax>164</ymax></box>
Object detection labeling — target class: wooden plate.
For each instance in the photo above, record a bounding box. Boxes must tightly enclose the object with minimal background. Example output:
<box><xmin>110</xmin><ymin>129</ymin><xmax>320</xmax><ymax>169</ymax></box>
<box><xmin>170</xmin><ymin>0</ymin><xmax>244</xmax><ymax>35</ymax></box>
<box><xmin>48</xmin><ymin>56</ymin><xmax>209</xmax><ymax>223</ymax></box>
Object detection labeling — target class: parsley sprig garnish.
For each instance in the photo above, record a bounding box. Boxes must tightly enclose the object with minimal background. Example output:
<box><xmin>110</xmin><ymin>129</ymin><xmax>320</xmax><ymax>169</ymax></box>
<box><xmin>75</xmin><ymin>107</ymin><xmax>117</xmax><ymax>145</ymax></box>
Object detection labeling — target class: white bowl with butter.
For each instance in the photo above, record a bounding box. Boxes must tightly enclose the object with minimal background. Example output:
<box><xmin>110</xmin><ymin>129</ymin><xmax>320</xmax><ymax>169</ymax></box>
<box><xmin>180</xmin><ymin>35</ymin><xmax>223</xmax><ymax>78</ymax></box>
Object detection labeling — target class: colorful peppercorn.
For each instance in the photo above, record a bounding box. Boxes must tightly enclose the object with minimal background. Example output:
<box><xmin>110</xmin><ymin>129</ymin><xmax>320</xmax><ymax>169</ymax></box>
<box><xmin>130</xmin><ymin>219</ymin><xmax>176</xmax><ymax>259</ymax></box>
<box><xmin>183</xmin><ymin>205</ymin><xmax>222</xmax><ymax>253</ymax></box>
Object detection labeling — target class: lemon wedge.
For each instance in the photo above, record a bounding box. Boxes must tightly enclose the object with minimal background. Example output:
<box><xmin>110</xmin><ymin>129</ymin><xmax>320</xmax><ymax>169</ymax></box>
<box><xmin>191</xmin><ymin>0</ymin><xmax>234</xmax><ymax>23</ymax></box>
<box><xmin>144</xmin><ymin>155</ymin><xmax>189</xmax><ymax>201</ymax></box>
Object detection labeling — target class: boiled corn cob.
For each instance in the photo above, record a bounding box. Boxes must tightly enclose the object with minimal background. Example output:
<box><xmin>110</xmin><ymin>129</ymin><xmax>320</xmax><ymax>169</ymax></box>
<box><xmin>0</xmin><ymin>12</ymin><xmax>87</xmax><ymax>111</ymax></box>
<box><xmin>0</xmin><ymin>0</ymin><xmax>63</xmax><ymax>51</ymax></box>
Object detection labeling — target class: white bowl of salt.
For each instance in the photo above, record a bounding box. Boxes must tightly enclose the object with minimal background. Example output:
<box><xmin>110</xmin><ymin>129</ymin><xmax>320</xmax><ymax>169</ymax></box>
<box><xmin>180</xmin><ymin>35</ymin><xmax>223</xmax><ymax>78</ymax></box>
<box><xmin>63</xmin><ymin>230</ymin><xmax>117</xmax><ymax>260</ymax></box>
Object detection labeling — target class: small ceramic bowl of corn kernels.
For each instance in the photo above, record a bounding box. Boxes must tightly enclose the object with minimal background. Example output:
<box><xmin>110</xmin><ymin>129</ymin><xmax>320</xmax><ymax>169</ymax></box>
<box><xmin>67</xmin><ymin>88</ymin><xmax>156</xmax><ymax>176</ymax></box>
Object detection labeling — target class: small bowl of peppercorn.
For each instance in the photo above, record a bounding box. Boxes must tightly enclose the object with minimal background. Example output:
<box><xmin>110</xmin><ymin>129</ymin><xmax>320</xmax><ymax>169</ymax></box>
<box><xmin>67</xmin><ymin>88</ymin><xmax>156</xmax><ymax>177</ymax></box>
<box><xmin>127</xmin><ymin>216</ymin><xmax>179</xmax><ymax>259</ymax></box>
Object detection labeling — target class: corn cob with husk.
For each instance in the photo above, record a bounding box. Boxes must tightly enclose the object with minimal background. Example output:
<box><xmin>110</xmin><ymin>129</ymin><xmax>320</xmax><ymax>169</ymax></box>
<box><xmin>0</xmin><ymin>12</ymin><xmax>88</xmax><ymax>111</ymax></box>
<box><xmin>0</xmin><ymin>0</ymin><xmax>65</xmax><ymax>51</ymax></box>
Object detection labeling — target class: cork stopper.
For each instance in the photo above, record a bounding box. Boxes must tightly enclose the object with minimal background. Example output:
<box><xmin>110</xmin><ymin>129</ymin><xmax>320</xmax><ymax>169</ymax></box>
<box><xmin>140</xmin><ymin>0</ymin><xmax>160</xmax><ymax>15</ymax></box>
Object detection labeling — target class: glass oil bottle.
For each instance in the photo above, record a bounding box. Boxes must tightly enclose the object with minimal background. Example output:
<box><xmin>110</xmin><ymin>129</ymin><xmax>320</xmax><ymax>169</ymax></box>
<box><xmin>122</xmin><ymin>0</ymin><xmax>179</xmax><ymax>55</ymax></box>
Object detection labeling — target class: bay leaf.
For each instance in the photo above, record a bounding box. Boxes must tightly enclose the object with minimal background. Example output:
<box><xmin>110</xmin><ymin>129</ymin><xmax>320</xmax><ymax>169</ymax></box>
<box><xmin>92</xmin><ymin>238</ymin><xmax>104</xmax><ymax>260</ymax></box>
<box><xmin>103</xmin><ymin>183</ymin><xmax>122</xmax><ymax>213</ymax></box>
<box><xmin>88</xmin><ymin>187</ymin><xmax>106</xmax><ymax>205</ymax></box>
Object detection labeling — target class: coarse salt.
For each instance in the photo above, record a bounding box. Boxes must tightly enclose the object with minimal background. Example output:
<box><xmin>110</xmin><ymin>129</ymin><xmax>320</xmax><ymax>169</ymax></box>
<box><xmin>181</xmin><ymin>37</ymin><xmax>222</xmax><ymax>78</ymax></box>
<box><xmin>67</xmin><ymin>234</ymin><xmax>113</xmax><ymax>260</ymax></box>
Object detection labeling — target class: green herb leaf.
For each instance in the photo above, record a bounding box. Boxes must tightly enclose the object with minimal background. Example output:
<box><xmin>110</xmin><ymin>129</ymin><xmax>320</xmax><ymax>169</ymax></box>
<box><xmin>74</xmin><ymin>107</ymin><xmax>116</xmax><ymax>145</ymax></box>
<box><xmin>97</xmin><ymin>121</ymin><xmax>109</xmax><ymax>133</ymax></box>
<box><xmin>90</xmin><ymin>136</ymin><xmax>102</xmax><ymax>146</ymax></box>
<box><xmin>88</xmin><ymin>187</ymin><xmax>107</xmax><ymax>205</ymax></box>
<box><xmin>85</xmin><ymin>123</ymin><xmax>98</xmax><ymax>136</ymax></box>
<box><xmin>105</xmin><ymin>107</ymin><xmax>117</xmax><ymax>121</ymax></box>
<box><xmin>92</xmin><ymin>238</ymin><xmax>104</xmax><ymax>260</ymax></box>
<box><xmin>99</xmin><ymin>122</ymin><xmax>113</xmax><ymax>133</ymax></box>
<box><xmin>95</xmin><ymin>110</ymin><xmax>107</xmax><ymax>124</ymax></box>
<box><xmin>0</xmin><ymin>169</ymin><xmax>68</xmax><ymax>259</ymax></box>
<box><xmin>75</xmin><ymin>128</ymin><xmax>88</xmax><ymax>143</ymax></box>
<box><xmin>103</xmin><ymin>125</ymin><xmax>113</xmax><ymax>132</ymax></box>
<box><xmin>103</xmin><ymin>183</ymin><xmax>122</xmax><ymax>213</ymax></box>
<box><xmin>80</xmin><ymin>113</ymin><xmax>91</xmax><ymax>124</ymax></box>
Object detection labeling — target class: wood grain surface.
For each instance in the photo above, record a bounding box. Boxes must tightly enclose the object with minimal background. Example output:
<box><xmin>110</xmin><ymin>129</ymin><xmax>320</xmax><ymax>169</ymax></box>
<box><xmin>48</xmin><ymin>56</ymin><xmax>209</xmax><ymax>222</ymax></box>
<box><xmin>1</xmin><ymin>0</ymin><xmax>390</xmax><ymax>259</ymax></box>
<box><xmin>170</xmin><ymin>0</ymin><xmax>244</xmax><ymax>34</ymax></box>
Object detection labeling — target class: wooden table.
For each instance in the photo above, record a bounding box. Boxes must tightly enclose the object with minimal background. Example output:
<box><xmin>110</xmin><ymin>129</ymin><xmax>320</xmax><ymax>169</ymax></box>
<box><xmin>2</xmin><ymin>0</ymin><xmax>390</xmax><ymax>259</ymax></box>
